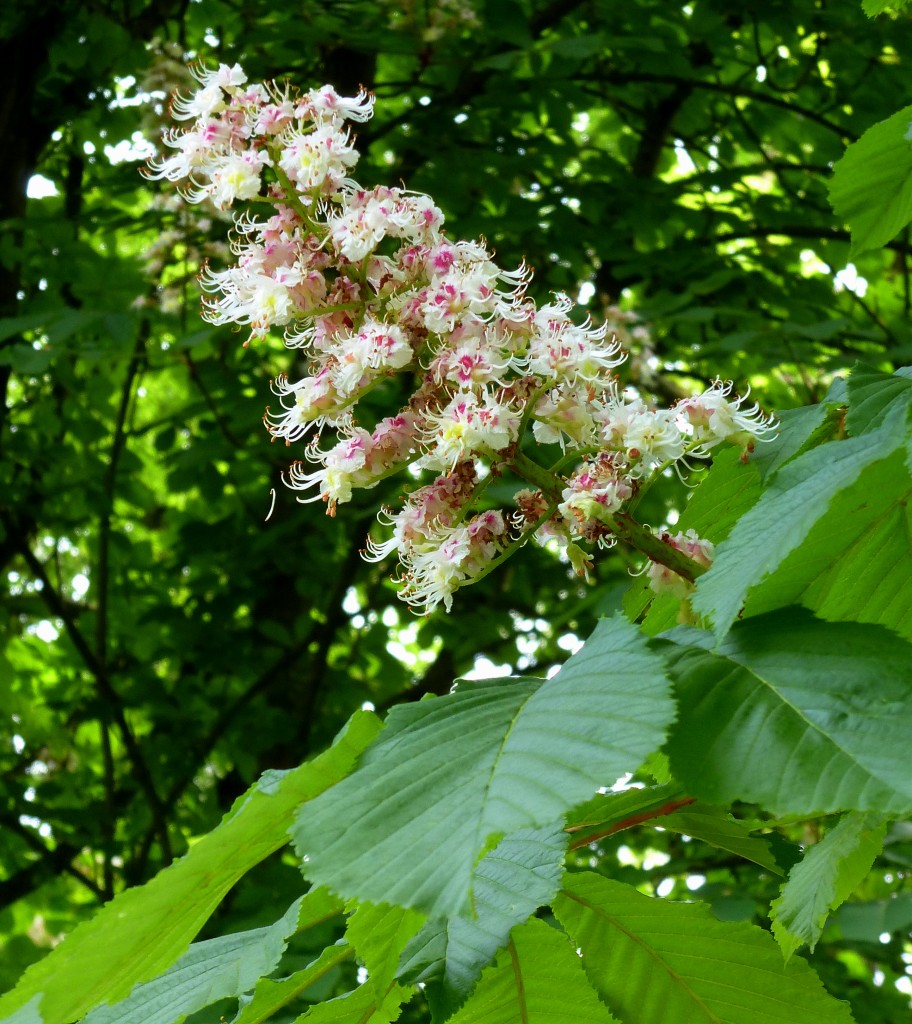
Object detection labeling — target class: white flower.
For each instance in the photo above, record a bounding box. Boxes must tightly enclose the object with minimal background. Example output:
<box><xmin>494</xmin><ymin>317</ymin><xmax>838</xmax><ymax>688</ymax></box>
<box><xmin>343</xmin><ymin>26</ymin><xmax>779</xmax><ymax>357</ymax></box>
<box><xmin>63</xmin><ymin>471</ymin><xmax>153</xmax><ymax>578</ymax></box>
<box><xmin>264</xmin><ymin>369</ymin><xmax>342</xmax><ymax>443</ymax></box>
<box><xmin>676</xmin><ymin>380</ymin><xmax>777</xmax><ymax>452</ymax></box>
<box><xmin>526</xmin><ymin>294</ymin><xmax>624</xmax><ymax>384</ymax></box>
<box><xmin>298</xmin><ymin>85</ymin><xmax>375</xmax><ymax>125</ymax></box>
<box><xmin>596</xmin><ymin>392</ymin><xmax>686</xmax><ymax>474</ymax></box>
<box><xmin>329</xmin><ymin>320</ymin><xmax>413</xmax><ymax>396</ymax></box>
<box><xmin>531</xmin><ymin>387</ymin><xmax>598</xmax><ymax>450</ymax></box>
<box><xmin>278</xmin><ymin>124</ymin><xmax>359</xmax><ymax>193</ymax></box>
<box><xmin>558</xmin><ymin>456</ymin><xmax>633</xmax><ymax>527</ymax></box>
<box><xmin>421</xmin><ymin>391</ymin><xmax>520</xmax><ymax>469</ymax></box>
<box><xmin>397</xmin><ymin>510</ymin><xmax>508</xmax><ymax>612</ymax></box>
<box><xmin>207</xmin><ymin>151</ymin><xmax>268</xmax><ymax>208</ymax></box>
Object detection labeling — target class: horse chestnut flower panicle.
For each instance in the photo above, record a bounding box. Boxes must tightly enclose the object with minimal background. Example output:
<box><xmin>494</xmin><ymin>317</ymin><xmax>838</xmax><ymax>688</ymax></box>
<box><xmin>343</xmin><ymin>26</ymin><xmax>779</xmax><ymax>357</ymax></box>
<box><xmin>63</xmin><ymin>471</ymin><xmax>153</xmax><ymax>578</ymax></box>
<box><xmin>147</xmin><ymin>62</ymin><xmax>776</xmax><ymax>612</ymax></box>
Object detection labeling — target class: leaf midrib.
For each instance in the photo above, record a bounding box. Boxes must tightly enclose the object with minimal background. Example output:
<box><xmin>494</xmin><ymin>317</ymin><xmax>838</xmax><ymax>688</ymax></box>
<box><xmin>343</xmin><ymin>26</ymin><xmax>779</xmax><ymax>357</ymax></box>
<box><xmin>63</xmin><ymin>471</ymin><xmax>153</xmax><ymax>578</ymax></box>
<box><xmin>561</xmin><ymin>890</ymin><xmax>724</xmax><ymax>1024</ymax></box>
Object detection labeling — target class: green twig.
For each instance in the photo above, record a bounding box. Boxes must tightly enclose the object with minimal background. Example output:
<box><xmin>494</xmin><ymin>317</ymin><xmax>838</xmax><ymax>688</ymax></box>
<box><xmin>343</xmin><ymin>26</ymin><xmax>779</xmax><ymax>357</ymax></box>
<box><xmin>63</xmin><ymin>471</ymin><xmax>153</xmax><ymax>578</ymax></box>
<box><xmin>509</xmin><ymin>451</ymin><xmax>706</xmax><ymax>582</ymax></box>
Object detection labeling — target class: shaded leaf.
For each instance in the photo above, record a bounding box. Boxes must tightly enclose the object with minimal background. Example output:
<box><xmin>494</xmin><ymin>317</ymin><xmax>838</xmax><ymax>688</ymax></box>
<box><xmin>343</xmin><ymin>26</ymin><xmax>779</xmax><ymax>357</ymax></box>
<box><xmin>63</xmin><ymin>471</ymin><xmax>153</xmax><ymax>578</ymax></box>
<box><xmin>231</xmin><ymin>944</ymin><xmax>354</xmax><ymax>1024</ymax></box>
<box><xmin>661</xmin><ymin>805</ymin><xmax>799</xmax><ymax>877</ymax></box>
<box><xmin>564</xmin><ymin>783</ymin><xmax>689</xmax><ymax>849</ymax></box>
<box><xmin>831</xmin><ymin>894</ymin><xmax>912</xmax><ymax>942</ymax></box>
<box><xmin>294</xmin><ymin>980</ymin><xmax>412</xmax><ymax>1024</ymax></box>
<box><xmin>664</xmin><ymin>610</ymin><xmax>912</xmax><ymax>816</ymax></box>
<box><xmin>398</xmin><ymin>824</ymin><xmax>567</xmax><ymax>1018</ymax></box>
<box><xmin>345</xmin><ymin>902</ymin><xmax>424</xmax><ymax>987</ymax></box>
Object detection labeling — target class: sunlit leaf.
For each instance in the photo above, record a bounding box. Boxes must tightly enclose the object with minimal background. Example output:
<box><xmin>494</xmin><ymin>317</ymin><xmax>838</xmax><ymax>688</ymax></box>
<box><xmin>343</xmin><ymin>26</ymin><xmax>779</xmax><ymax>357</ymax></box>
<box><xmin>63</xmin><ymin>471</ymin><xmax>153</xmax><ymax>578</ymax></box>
<box><xmin>555</xmin><ymin>873</ymin><xmax>855</xmax><ymax>1023</ymax></box>
<box><xmin>82</xmin><ymin>898</ymin><xmax>303</xmax><ymax>1024</ymax></box>
<box><xmin>293</xmin><ymin>616</ymin><xmax>672</xmax><ymax>918</ymax></box>
<box><xmin>829</xmin><ymin>103</ymin><xmax>912</xmax><ymax>256</ymax></box>
<box><xmin>446</xmin><ymin>918</ymin><xmax>618</xmax><ymax>1024</ymax></box>
<box><xmin>771</xmin><ymin>812</ymin><xmax>887</xmax><ymax>960</ymax></box>
<box><xmin>0</xmin><ymin>714</ymin><xmax>379</xmax><ymax>1024</ymax></box>
<box><xmin>692</xmin><ymin>410</ymin><xmax>910</xmax><ymax>638</ymax></box>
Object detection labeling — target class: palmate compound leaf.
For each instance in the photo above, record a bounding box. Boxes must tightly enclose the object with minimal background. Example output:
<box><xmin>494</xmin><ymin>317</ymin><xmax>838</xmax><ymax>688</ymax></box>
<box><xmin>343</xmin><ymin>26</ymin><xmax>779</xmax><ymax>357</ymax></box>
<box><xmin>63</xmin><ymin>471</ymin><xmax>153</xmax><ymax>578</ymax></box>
<box><xmin>445</xmin><ymin>917</ymin><xmax>618</xmax><ymax>1024</ymax></box>
<box><xmin>691</xmin><ymin>407</ymin><xmax>911</xmax><ymax>640</ymax></box>
<box><xmin>397</xmin><ymin>823</ymin><xmax>567</xmax><ymax>1020</ymax></box>
<box><xmin>81</xmin><ymin>897</ymin><xmax>305</xmax><ymax>1024</ymax></box>
<box><xmin>829</xmin><ymin>102</ymin><xmax>912</xmax><ymax>256</ymax></box>
<box><xmin>0</xmin><ymin>712</ymin><xmax>380</xmax><ymax>1024</ymax></box>
<box><xmin>771</xmin><ymin>812</ymin><xmax>888</xmax><ymax>961</ymax></box>
<box><xmin>292</xmin><ymin>614</ymin><xmax>673</xmax><ymax>919</ymax></box>
<box><xmin>662</xmin><ymin>610</ymin><xmax>912</xmax><ymax>817</ymax></box>
<box><xmin>554</xmin><ymin>873</ymin><xmax>855</xmax><ymax>1024</ymax></box>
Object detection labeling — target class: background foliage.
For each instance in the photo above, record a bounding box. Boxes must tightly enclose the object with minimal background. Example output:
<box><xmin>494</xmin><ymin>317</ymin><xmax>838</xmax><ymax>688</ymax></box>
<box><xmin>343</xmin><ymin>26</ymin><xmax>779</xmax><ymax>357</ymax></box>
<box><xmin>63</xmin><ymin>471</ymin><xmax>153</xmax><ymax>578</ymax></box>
<box><xmin>2</xmin><ymin>1</ymin><xmax>912</xmax><ymax>1021</ymax></box>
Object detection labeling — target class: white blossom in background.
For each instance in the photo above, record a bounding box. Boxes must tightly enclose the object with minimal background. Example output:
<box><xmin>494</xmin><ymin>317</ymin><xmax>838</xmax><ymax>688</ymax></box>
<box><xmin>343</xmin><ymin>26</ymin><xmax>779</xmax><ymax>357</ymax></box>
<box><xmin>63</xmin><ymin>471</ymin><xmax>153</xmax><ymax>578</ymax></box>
<box><xmin>149</xmin><ymin>63</ymin><xmax>777</xmax><ymax>612</ymax></box>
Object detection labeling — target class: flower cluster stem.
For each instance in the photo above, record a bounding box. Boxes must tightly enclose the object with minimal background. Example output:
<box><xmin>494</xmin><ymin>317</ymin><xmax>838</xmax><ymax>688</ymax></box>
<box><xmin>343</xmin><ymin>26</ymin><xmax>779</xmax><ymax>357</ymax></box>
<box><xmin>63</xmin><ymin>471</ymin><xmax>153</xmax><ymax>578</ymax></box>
<box><xmin>509</xmin><ymin>450</ymin><xmax>707</xmax><ymax>583</ymax></box>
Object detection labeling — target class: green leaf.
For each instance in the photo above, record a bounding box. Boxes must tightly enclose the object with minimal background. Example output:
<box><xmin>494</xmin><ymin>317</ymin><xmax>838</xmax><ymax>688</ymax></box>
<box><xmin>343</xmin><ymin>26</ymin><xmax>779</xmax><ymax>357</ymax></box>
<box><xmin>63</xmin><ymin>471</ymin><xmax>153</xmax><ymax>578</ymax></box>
<box><xmin>446</xmin><ymin>918</ymin><xmax>618</xmax><ymax>1024</ymax></box>
<box><xmin>82</xmin><ymin>897</ymin><xmax>304</xmax><ymax>1024</ymax></box>
<box><xmin>661</xmin><ymin>805</ymin><xmax>799</xmax><ymax>877</ymax></box>
<box><xmin>564</xmin><ymin>782</ymin><xmax>687</xmax><ymax>838</ymax></box>
<box><xmin>0</xmin><ymin>312</ymin><xmax>56</xmax><ymax>343</ymax></box>
<box><xmin>293</xmin><ymin>981</ymin><xmax>412</xmax><ymax>1023</ymax></box>
<box><xmin>845</xmin><ymin>364</ymin><xmax>912</xmax><ymax>435</ymax></box>
<box><xmin>230</xmin><ymin>944</ymin><xmax>354</xmax><ymax>1024</ymax></box>
<box><xmin>748</xmin><ymin>402</ymin><xmax>841</xmax><ymax>482</ymax></box>
<box><xmin>831</xmin><ymin>893</ymin><xmax>912</xmax><ymax>942</ymax></box>
<box><xmin>663</xmin><ymin>610</ymin><xmax>912</xmax><ymax>816</ymax></box>
<box><xmin>732</xmin><ymin>446</ymin><xmax>912</xmax><ymax>641</ymax></box>
<box><xmin>344</xmin><ymin>902</ymin><xmax>424</xmax><ymax>987</ymax></box>
<box><xmin>0</xmin><ymin>712</ymin><xmax>380</xmax><ymax>1024</ymax></box>
<box><xmin>829</xmin><ymin>103</ymin><xmax>912</xmax><ymax>256</ymax></box>
<box><xmin>771</xmin><ymin>812</ymin><xmax>887</xmax><ymax>960</ymax></box>
<box><xmin>293</xmin><ymin>615</ymin><xmax>673</xmax><ymax>918</ymax></box>
<box><xmin>554</xmin><ymin>872</ymin><xmax>855</xmax><ymax>1024</ymax></box>
<box><xmin>691</xmin><ymin>411</ymin><xmax>910</xmax><ymax>639</ymax></box>
<box><xmin>398</xmin><ymin>824</ymin><xmax>567</xmax><ymax>1019</ymax></box>
<box><xmin>863</xmin><ymin>0</ymin><xmax>912</xmax><ymax>15</ymax></box>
